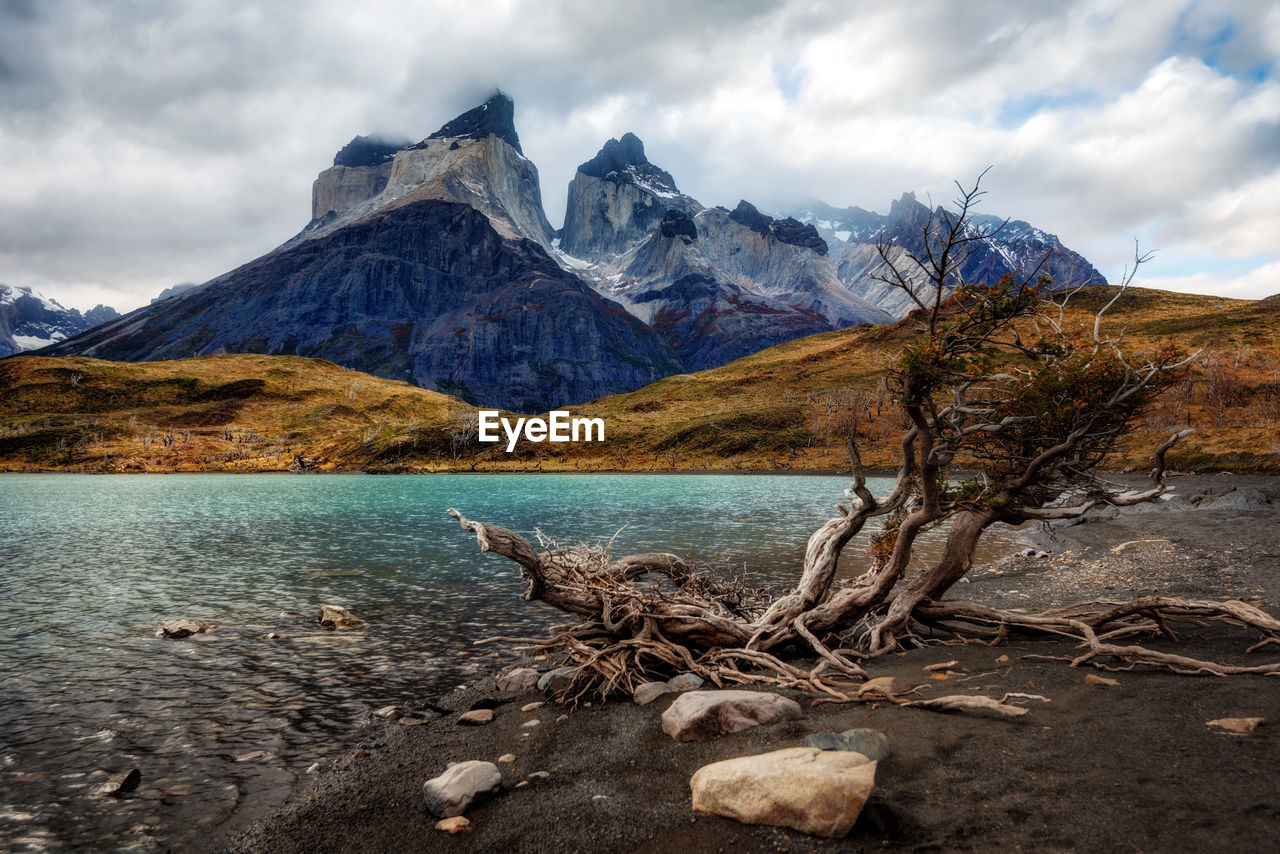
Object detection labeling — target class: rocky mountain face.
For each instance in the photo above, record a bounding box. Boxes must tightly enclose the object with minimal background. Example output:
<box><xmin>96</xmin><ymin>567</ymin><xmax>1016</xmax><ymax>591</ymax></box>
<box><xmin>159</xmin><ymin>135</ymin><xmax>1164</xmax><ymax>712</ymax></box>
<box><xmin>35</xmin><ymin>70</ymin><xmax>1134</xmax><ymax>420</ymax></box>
<box><xmin>559</xmin><ymin>133</ymin><xmax>702</xmax><ymax>260</ymax></box>
<box><xmin>792</xmin><ymin>193</ymin><xmax>1107</xmax><ymax>318</ymax></box>
<box><xmin>44</xmin><ymin>200</ymin><xmax>680</xmax><ymax>412</ymax></box>
<box><xmin>587</xmin><ymin>202</ymin><xmax>890</xmax><ymax>368</ymax></box>
<box><xmin>0</xmin><ymin>284</ymin><xmax>118</xmax><ymax>357</ymax></box>
<box><xmin>40</xmin><ymin>92</ymin><xmax>1107</xmax><ymax>412</ymax></box>
<box><xmin>299</xmin><ymin>93</ymin><xmax>554</xmax><ymax>253</ymax></box>
<box><xmin>559</xmin><ymin>138</ymin><xmax>890</xmax><ymax>368</ymax></box>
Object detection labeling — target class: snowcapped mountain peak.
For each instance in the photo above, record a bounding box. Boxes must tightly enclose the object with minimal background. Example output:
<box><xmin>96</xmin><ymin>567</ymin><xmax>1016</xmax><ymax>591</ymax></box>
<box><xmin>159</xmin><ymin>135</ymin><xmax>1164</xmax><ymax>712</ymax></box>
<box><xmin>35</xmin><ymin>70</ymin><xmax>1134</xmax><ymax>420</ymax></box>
<box><xmin>0</xmin><ymin>284</ymin><xmax>119</xmax><ymax>357</ymax></box>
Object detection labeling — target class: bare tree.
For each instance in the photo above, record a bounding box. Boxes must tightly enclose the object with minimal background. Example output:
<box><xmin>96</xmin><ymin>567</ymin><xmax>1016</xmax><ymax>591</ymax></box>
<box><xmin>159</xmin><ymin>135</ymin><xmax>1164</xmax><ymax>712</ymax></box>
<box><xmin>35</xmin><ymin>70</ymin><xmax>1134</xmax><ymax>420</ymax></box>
<box><xmin>450</xmin><ymin>175</ymin><xmax>1280</xmax><ymax>702</ymax></box>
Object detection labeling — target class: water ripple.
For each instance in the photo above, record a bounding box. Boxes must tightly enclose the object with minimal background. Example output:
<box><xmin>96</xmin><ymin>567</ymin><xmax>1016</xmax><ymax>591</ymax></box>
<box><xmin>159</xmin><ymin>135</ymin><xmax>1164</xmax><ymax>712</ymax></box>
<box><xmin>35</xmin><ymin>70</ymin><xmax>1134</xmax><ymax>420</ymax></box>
<box><xmin>0</xmin><ymin>473</ymin><xmax>1023</xmax><ymax>851</ymax></box>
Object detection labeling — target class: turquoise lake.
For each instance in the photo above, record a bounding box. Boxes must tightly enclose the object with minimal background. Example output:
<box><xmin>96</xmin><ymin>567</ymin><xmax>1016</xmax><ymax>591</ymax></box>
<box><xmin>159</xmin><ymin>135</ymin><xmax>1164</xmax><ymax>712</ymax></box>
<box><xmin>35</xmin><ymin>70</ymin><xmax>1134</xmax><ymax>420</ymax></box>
<box><xmin>0</xmin><ymin>473</ymin><xmax>1025</xmax><ymax>851</ymax></box>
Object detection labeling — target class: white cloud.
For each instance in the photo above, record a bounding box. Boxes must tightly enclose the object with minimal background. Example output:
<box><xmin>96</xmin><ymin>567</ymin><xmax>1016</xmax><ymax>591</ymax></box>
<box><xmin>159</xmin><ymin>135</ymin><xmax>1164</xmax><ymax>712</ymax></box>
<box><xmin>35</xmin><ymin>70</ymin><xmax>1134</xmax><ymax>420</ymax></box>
<box><xmin>1135</xmin><ymin>258</ymin><xmax>1280</xmax><ymax>301</ymax></box>
<box><xmin>0</xmin><ymin>0</ymin><xmax>1276</xmax><ymax>311</ymax></box>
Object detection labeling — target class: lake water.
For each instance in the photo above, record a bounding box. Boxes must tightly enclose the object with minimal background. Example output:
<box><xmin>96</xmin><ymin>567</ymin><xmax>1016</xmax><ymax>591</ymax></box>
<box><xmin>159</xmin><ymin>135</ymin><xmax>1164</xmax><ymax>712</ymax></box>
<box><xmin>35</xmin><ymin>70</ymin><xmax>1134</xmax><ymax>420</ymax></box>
<box><xmin>0</xmin><ymin>473</ymin><xmax>1026</xmax><ymax>851</ymax></box>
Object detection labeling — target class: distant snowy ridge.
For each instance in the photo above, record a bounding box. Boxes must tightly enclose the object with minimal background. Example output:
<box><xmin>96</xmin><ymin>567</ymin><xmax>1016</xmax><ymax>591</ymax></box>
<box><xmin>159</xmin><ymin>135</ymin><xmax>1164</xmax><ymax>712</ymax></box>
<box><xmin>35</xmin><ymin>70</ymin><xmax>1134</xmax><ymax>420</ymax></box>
<box><xmin>0</xmin><ymin>284</ymin><xmax>119</xmax><ymax>357</ymax></box>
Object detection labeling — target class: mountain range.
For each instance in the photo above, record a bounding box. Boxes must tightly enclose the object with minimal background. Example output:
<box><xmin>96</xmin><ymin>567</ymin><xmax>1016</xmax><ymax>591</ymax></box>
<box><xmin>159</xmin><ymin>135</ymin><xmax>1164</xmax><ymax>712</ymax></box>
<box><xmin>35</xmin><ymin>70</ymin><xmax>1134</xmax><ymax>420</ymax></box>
<box><xmin>34</xmin><ymin>93</ymin><xmax>1105</xmax><ymax>411</ymax></box>
<box><xmin>0</xmin><ymin>284</ymin><xmax>118</xmax><ymax>358</ymax></box>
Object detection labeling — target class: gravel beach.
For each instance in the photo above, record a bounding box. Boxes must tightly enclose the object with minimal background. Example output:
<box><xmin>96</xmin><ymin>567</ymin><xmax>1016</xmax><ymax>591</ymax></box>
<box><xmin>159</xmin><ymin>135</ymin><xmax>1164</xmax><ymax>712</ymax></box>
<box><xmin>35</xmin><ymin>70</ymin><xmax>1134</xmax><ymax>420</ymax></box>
<box><xmin>224</xmin><ymin>474</ymin><xmax>1280</xmax><ymax>854</ymax></box>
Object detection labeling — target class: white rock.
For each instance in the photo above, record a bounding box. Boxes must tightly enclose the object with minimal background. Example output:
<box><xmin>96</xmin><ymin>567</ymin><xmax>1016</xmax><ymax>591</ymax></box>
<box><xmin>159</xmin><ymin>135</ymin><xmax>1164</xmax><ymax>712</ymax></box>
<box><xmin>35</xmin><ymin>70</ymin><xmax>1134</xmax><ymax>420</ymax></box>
<box><xmin>423</xmin><ymin>761</ymin><xmax>502</xmax><ymax>818</ymax></box>
<box><xmin>691</xmin><ymin>747</ymin><xmax>876</xmax><ymax>838</ymax></box>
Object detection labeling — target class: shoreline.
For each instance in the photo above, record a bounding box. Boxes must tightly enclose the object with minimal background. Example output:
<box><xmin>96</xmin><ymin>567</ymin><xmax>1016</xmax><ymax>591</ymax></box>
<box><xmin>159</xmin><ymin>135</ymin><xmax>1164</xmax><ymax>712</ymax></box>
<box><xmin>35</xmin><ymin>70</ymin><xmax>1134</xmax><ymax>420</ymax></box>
<box><xmin>222</xmin><ymin>474</ymin><xmax>1280</xmax><ymax>854</ymax></box>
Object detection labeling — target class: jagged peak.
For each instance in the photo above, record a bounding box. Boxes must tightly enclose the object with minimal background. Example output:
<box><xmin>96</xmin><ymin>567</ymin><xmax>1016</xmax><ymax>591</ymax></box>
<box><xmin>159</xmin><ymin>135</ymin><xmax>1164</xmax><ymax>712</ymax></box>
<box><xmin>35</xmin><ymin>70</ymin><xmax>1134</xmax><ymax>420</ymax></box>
<box><xmin>729</xmin><ymin>201</ymin><xmax>827</xmax><ymax>256</ymax></box>
<box><xmin>427</xmin><ymin>91</ymin><xmax>522</xmax><ymax>154</ymax></box>
<box><xmin>332</xmin><ymin>134</ymin><xmax>411</xmax><ymax>168</ymax></box>
<box><xmin>578</xmin><ymin>133</ymin><xmax>680</xmax><ymax>197</ymax></box>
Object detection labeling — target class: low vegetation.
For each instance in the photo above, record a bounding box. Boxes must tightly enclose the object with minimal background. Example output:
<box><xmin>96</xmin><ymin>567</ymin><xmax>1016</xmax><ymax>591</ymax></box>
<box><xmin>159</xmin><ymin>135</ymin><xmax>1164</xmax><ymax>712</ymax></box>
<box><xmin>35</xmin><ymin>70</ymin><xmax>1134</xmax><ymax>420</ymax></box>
<box><xmin>1</xmin><ymin>291</ymin><xmax>1278</xmax><ymax>474</ymax></box>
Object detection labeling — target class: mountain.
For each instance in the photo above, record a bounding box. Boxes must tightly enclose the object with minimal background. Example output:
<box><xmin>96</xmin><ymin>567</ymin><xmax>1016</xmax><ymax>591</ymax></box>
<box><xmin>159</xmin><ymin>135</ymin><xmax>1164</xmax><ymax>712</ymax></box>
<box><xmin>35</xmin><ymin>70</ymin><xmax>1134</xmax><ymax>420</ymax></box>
<box><xmin>297</xmin><ymin>93</ymin><xmax>555</xmax><ymax>254</ymax></box>
<box><xmin>37</xmin><ymin>91</ymin><xmax>1105</xmax><ymax>411</ymax></box>
<box><xmin>586</xmin><ymin>201</ymin><xmax>890</xmax><ymax>368</ymax></box>
<box><xmin>791</xmin><ymin>193</ymin><xmax>1107</xmax><ymax>317</ymax></box>
<box><xmin>559</xmin><ymin>133</ymin><xmax>703</xmax><ymax>259</ymax></box>
<box><xmin>0</xmin><ymin>284</ymin><xmax>119</xmax><ymax>357</ymax></box>
<box><xmin>39</xmin><ymin>94</ymin><xmax>679</xmax><ymax>412</ymax></box>
<box><xmin>7</xmin><ymin>288</ymin><xmax>1276</xmax><ymax>475</ymax></box>
<box><xmin>559</xmin><ymin>138</ymin><xmax>890</xmax><ymax>368</ymax></box>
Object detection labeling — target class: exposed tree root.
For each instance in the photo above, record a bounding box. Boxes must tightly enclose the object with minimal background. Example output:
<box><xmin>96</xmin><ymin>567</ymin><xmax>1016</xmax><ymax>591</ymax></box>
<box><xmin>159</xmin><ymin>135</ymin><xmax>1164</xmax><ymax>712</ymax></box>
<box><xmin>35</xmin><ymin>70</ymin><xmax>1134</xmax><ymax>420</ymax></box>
<box><xmin>445</xmin><ymin>189</ymin><xmax>1280</xmax><ymax>702</ymax></box>
<box><xmin>449</xmin><ymin>507</ymin><xmax>1280</xmax><ymax>704</ymax></box>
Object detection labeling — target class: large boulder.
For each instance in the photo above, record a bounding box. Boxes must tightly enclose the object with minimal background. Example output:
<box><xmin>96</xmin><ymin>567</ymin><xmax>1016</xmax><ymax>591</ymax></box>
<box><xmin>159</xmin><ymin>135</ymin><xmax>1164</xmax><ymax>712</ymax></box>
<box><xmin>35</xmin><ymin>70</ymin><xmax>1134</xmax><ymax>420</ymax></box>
<box><xmin>423</xmin><ymin>761</ymin><xmax>502</xmax><ymax>817</ymax></box>
<box><xmin>661</xmin><ymin>690</ymin><xmax>802</xmax><ymax>742</ymax></box>
<box><xmin>691</xmin><ymin>746</ymin><xmax>876</xmax><ymax>838</ymax></box>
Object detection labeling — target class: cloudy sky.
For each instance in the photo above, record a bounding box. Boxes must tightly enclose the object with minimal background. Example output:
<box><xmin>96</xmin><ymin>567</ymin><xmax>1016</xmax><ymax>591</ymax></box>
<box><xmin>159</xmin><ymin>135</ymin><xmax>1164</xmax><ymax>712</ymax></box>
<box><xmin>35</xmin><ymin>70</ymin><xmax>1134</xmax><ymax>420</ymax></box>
<box><xmin>1</xmin><ymin>0</ymin><xmax>1277</xmax><ymax>312</ymax></box>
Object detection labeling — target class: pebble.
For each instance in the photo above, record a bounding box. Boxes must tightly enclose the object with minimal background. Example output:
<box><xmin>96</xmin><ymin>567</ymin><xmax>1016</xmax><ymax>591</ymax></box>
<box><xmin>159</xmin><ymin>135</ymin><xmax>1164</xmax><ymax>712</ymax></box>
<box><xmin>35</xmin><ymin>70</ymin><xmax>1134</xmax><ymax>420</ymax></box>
<box><xmin>521</xmin><ymin>701</ymin><xmax>545</xmax><ymax>712</ymax></box>
<box><xmin>372</xmin><ymin>705</ymin><xmax>402</xmax><ymax>720</ymax></box>
<box><xmin>457</xmin><ymin>709</ymin><xmax>494</xmax><ymax>726</ymax></box>
<box><xmin>435</xmin><ymin>816</ymin><xmax>472</xmax><ymax>834</ymax></box>
<box><xmin>521</xmin><ymin>719</ymin><xmax>541</xmax><ymax>728</ymax></box>
<box><xmin>528</xmin><ymin>771</ymin><xmax>550</xmax><ymax>780</ymax></box>
<box><xmin>498</xmin><ymin>754</ymin><xmax>516</xmax><ymax>763</ymax></box>
<box><xmin>1207</xmin><ymin>717</ymin><xmax>1265</xmax><ymax>734</ymax></box>
<box><xmin>95</xmin><ymin>769</ymin><xmax>141</xmax><ymax>797</ymax></box>
<box><xmin>556</xmin><ymin>714</ymin><xmax>569</xmax><ymax>722</ymax></box>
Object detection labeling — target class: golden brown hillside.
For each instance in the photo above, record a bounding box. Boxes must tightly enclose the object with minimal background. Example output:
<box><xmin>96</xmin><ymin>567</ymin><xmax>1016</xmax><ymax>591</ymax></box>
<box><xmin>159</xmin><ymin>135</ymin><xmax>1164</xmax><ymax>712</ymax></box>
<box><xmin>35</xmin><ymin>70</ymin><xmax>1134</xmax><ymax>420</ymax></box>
<box><xmin>2</xmin><ymin>286</ymin><xmax>1278</xmax><ymax>473</ymax></box>
<box><xmin>0</xmin><ymin>354</ymin><xmax>473</xmax><ymax>472</ymax></box>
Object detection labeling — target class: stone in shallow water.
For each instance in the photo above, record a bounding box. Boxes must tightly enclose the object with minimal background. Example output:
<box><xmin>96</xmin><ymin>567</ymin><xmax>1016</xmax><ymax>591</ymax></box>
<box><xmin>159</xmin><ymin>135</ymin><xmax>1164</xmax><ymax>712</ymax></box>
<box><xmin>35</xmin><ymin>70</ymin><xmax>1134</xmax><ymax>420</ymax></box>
<box><xmin>691</xmin><ymin>747</ymin><xmax>876</xmax><ymax>838</ymax></box>
<box><xmin>96</xmin><ymin>768</ymin><xmax>141</xmax><ymax>797</ymax></box>
<box><xmin>803</xmin><ymin>728</ymin><xmax>890</xmax><ymax>761</ymax></box>
<box><xmin>156</xmin><ymin>620</ymin><xmax>214</xmax><ymax>639</ymax></box>
<box><xmin>316</xmin><ymin>605</ymin><xmax>365</xmax><ymax>630</ymax></box>
<box><xmin>423</xmin><ymin>761</ymin><xmax>501</xmax><ymax>817</ymax></box>
<box><xmin>661</xmin><ymin>690</ymin><xmax>803</xmax><ymax>742</ymax></box>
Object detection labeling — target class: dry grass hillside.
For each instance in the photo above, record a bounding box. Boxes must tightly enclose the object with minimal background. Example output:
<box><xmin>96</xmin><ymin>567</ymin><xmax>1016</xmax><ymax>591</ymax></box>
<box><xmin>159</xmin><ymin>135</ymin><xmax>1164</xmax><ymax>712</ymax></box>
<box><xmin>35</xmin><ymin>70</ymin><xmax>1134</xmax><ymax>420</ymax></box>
<box><xmin>2</xmin><ymin>286</ymin><xmax>1278</xmax><ymax>473</ymax></box>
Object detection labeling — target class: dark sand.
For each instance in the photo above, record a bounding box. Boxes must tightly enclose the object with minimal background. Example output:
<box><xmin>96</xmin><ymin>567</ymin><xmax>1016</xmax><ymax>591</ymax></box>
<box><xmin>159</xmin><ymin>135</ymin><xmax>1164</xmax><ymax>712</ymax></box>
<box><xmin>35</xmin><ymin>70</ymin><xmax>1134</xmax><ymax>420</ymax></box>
<box><xmin>225</xmin><ymin>475</ymin><xmax>1280</xmax><ymax>853</ymax></box>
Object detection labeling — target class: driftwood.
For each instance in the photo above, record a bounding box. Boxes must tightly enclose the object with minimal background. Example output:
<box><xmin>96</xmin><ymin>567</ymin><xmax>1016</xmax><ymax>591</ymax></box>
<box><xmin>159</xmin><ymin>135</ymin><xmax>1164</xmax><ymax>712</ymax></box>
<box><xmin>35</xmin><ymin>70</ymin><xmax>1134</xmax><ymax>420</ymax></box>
<box><xmin>447</xmin><ymin>175</ymin><xmax>1280</xmax><ymax>702</ymax></box>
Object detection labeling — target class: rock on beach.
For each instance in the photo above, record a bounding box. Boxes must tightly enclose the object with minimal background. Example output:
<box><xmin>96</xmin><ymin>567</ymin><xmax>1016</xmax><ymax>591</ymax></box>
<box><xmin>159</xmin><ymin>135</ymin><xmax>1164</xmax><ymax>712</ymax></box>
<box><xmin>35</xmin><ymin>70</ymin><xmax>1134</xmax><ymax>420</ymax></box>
<box><xmin>690</xmin><ymin>747</ymin><xmax>877</xmax><ymax>838</ymax></box>
<box><xmin>661</xmin><ymin>690</ymin><xmax>802</xmax><ymax>741</ymax></box>
<box><xmin>423</xmin><ymin>761</ymin><xmax>502</xmax><ymax>818</ymax></box>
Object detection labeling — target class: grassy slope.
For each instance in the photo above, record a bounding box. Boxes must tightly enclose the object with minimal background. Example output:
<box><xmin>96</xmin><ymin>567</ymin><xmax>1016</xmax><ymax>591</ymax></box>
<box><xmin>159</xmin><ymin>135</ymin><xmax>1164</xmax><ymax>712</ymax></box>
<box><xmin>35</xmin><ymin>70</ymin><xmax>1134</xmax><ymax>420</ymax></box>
<box><xmin>0</xmin><ymin>354</ymin><xmax>470</xmax><ymax>472</ymax></box>
<box><xmin>2</xmin><ymin>287</ymin><xmax>1278</xmax><ymax>473</ymax></box>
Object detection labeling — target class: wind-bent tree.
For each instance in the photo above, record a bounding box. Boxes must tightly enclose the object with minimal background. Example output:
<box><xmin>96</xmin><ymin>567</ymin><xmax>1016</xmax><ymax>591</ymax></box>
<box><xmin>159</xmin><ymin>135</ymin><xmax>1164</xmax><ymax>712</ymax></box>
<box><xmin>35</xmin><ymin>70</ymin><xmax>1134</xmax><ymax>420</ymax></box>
<box><xmin>450</xmin><ymin>175</ymin><xmax>1280</xmax><ymax>701</ymax></box>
